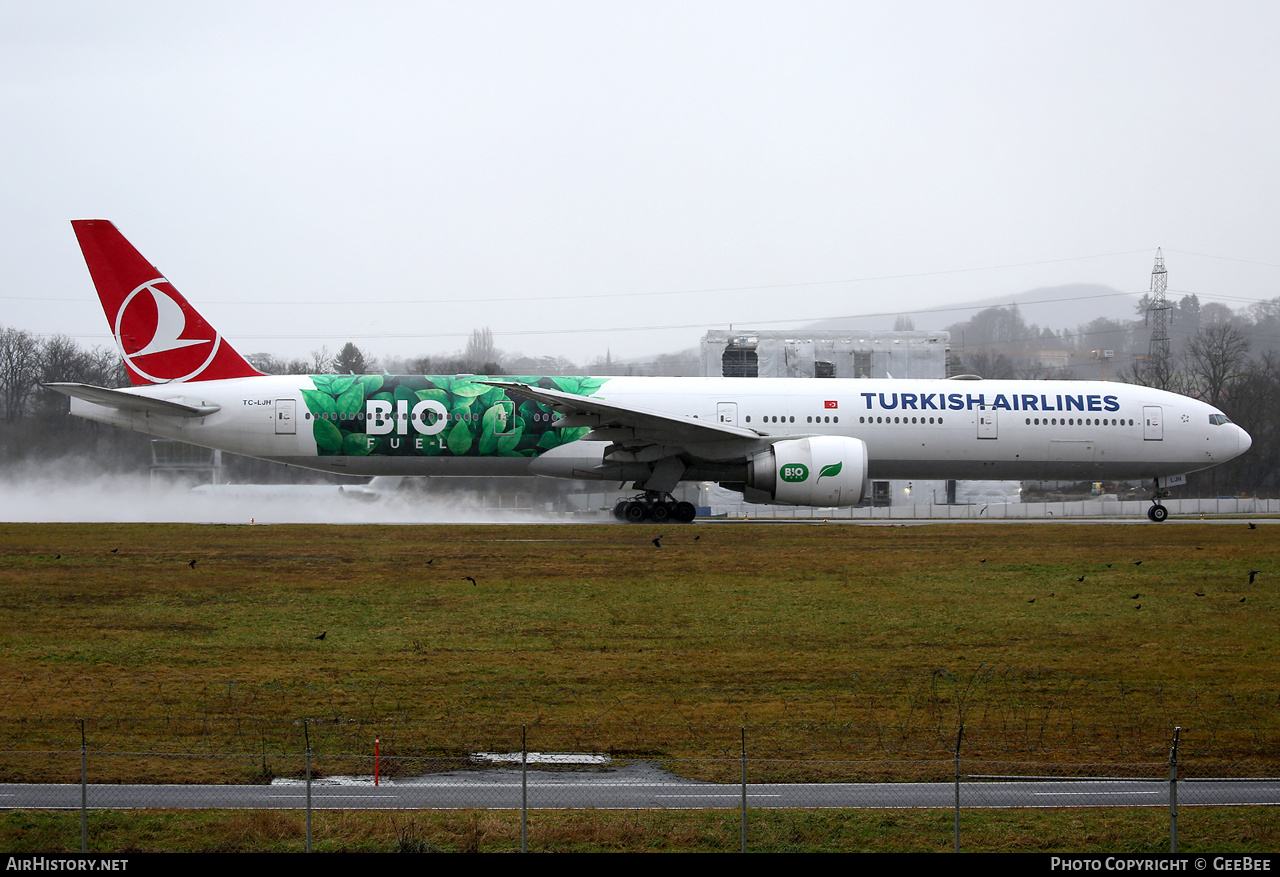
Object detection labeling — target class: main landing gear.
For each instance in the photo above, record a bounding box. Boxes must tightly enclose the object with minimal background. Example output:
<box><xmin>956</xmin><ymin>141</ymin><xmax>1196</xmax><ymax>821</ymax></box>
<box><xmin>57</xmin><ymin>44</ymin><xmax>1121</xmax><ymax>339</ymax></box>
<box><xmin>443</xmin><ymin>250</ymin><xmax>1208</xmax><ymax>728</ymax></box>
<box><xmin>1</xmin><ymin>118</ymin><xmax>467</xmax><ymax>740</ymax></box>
<box><xmin>612</xmin><ymin>491</ymin><xmax>697</xmax><ymax>524</ymax></box>
<box><xmin>1147</xmin><ymin>480</ymin><xmax>1171</xmax><ymax>522</ymax></box>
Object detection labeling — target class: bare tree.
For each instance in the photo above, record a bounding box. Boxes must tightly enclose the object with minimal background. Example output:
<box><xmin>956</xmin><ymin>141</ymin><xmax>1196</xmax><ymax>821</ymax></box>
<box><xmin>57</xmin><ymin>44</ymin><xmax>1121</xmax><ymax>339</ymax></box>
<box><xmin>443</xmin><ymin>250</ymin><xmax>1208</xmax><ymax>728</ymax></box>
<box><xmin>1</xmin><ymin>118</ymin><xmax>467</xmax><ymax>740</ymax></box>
<box><xmin>0</xmin><ymin>327</ymin><xmax>41</xmax><ymax>421</ymax></box>
<box><xmin>461</xmin><ymin>327</ymin><xmax>501</xmax><ymax>374</ymax></box>
<box><xmin>1185</xmin><ymin>323</ymin><xmax>1250</xmax><ymax>408</ymax></box>
<box><xmin>309</xmin><ymin>345</ymin><xmax>335</xmax><ymax>374</ymax></box>
<box><xmin>962</xmin><ymin>351</ymin><xmax>1016</xmax><ymax>380</ymax></box>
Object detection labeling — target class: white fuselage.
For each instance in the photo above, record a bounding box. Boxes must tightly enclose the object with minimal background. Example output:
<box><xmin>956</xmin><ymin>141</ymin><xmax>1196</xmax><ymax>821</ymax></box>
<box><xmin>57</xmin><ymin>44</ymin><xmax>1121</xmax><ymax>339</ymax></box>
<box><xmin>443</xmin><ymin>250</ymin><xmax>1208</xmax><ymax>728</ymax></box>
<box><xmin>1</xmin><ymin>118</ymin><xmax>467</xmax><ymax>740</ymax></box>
<box><xmin>68</xmin><ymin>375</ymin><xmax>1251</xmax><ymax>487</ymax></box>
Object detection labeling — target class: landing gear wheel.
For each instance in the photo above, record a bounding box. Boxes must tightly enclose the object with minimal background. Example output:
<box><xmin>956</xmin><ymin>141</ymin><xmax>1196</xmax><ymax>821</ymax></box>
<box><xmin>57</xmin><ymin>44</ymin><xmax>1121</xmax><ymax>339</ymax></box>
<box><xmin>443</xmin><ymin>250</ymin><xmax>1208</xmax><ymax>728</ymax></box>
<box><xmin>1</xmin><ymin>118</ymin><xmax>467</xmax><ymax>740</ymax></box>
<box><xmin>624</xmin><ymin>502</ymin><xmax>649</xmax><ymax>523</ymax></box>
<box><xmin>1148</xmin><ymin>504</ymin><xmax>1168</xmax><ymax>523</ymax></box>
<box><xmin>674</xmin><ymin>501</ymin><xmax>697</xmax><ymax>523</ymax></box>
<box><xmin>613</xmin><ymin>502</ymin><xmax>627</xmax><ymax>521</ymax></box>
<box><xmin>650</xmin><ymin>502</ymin><xmax>673</xmax><ymax>523</ymax></box>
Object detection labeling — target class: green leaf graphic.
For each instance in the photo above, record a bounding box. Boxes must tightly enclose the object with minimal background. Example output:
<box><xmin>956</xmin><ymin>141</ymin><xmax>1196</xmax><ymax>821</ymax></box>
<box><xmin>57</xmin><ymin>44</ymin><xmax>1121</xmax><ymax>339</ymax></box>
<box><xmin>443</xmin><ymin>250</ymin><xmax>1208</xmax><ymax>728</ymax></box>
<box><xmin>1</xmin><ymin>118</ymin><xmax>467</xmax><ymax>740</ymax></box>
<box><xmin>447</xmin><ymin>420</ymin><xmax>473</xmax><ymax>456</ymax></box>
<box><xmin>451</xmin><ymin>380</ymin><xmax>490</xmax><ymax>398</ymax></box>
<box><xmin>817</xmin><ymin>461</ymin><xmax>843</xmax><ymax>481</ymax></box>
<box><xmin>343</xmin><ymin>433</ymin><xmax>374</xmax><ymax>456</ymax></box>
<box><xmin>336</xmin><ymin>385</ymin><xmax>365</xmax><ymax>416</ymax></box>
<box><xmin>479</xmin><ymin>404</ymin><xmax>507</xmax><ymax>455</ymax></box>
<box><xmin>496</xmin><ymin>424</ymin><xmax>524</xmax><ymax>453</ymax></box>
<box><xmin>301</xmin><ymin>389</ymin><xmax>336</xmax><ymax>416</ymax></box>
<box><xmin>313</xmin><ymin>419</ymin><xmax>343</xmax><ymax>453</ymax></box>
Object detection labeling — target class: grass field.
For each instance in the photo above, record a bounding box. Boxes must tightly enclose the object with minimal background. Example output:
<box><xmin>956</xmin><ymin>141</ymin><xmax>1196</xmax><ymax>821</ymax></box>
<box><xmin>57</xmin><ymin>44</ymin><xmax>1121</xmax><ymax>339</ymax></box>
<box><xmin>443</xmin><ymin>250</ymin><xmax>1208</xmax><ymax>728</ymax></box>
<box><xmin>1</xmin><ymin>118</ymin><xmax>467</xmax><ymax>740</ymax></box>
<box><xmin>4</xmin><ymin>807</ymin><xmax>1279</xmax><ymax>853</ymax></box>
<box><xmin>1</xmin><ymin>520</ymin><xmax>1276</xmax><ymax>777</ymax></box>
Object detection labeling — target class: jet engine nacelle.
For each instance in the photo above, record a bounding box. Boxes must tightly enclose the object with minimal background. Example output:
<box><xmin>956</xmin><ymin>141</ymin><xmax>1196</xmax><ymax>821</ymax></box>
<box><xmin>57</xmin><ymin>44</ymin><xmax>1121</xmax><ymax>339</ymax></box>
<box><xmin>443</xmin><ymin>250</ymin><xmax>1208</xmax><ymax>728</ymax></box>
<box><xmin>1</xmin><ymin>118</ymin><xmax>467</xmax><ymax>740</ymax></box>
<box><xmin>745</xmin><ymin>436</ymin><xmax>869</xmax><ymax>506</ymax></box>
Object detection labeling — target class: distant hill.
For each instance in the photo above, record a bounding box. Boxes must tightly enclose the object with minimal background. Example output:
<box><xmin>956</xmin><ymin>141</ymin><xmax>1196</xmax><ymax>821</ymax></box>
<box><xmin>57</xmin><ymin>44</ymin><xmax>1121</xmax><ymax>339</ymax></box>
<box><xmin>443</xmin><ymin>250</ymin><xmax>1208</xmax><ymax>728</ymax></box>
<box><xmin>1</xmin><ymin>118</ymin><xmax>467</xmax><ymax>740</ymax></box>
<box><xmin>803</xmin><ymin>284</ymin><xmax>1142</xmax><ymax>334</ymax></box>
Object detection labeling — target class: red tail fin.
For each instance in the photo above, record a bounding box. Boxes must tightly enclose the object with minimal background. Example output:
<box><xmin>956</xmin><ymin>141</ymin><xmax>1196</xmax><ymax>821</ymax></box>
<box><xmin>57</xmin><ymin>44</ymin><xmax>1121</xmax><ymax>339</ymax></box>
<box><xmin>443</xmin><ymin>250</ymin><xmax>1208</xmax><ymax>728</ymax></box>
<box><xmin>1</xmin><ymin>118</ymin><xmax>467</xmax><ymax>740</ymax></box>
<box><xmin>72</xmin><ymin>220</ymin><xmax>263</xmax><ymax>385</ymax></box>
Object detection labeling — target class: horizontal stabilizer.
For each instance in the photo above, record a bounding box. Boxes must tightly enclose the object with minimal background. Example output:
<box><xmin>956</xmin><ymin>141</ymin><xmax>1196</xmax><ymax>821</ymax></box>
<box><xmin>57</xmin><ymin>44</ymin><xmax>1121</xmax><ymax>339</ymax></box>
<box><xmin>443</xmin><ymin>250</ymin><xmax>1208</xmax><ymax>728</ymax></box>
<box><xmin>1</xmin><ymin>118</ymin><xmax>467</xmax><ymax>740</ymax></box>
<box><xmin>43</xmin><ymin>383</ymin><xmax>220</xmax><ymax>418</ymax></box>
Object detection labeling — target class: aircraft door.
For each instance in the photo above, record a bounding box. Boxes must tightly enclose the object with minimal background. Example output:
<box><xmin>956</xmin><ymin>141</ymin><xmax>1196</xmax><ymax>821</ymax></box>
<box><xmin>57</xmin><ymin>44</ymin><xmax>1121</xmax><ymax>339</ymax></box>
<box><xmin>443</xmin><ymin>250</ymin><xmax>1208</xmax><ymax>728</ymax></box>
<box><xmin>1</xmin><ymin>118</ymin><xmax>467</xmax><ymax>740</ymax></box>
<box><xmin>717</xmin><ymin>402</ymin><xmax>738</xmax><ymax>426</ymax></box>
<box><xmin>977</xmin><ymin>408</ymin><xmax>998</xmax><ymax>439</ymax></box>
<box><xmin>275</xmin><ymin>399</ymin><xmax>296</xmax><ymax>435</ymax></box>
<box><xmin>1143</xmin><ymin>406</ymin><xmax>1163</xmax><ymax>441</ymax></box>
<box><xmin>493</xmin><ymin>400</ymin><xmax>516</xmax><ymax>435</ymax></box>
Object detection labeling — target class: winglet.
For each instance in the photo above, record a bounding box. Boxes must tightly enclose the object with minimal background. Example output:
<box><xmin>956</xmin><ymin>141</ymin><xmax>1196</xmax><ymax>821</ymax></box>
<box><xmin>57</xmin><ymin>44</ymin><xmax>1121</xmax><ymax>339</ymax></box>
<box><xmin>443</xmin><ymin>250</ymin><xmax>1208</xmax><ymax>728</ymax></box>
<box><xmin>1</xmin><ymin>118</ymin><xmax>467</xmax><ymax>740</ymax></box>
<box><xmin>72</xmin><ymin>220</ymin><xmax>263</xmax><ymax>385</ymax></box>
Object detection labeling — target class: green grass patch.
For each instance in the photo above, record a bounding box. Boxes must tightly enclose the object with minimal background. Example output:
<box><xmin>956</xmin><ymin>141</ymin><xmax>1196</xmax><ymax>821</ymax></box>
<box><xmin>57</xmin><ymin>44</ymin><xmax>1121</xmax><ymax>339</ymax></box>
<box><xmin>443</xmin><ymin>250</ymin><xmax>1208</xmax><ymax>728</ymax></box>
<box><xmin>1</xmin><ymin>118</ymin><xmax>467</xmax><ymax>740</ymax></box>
<box><xmin>0</xmin><ymin>521</ymin><xmax>1277</xmax><ymax>779</ymax></box>
<box><xmin>2</xmin><ymin>806</ymin><xmax>1278</xmax><ymax>853</ymax></box>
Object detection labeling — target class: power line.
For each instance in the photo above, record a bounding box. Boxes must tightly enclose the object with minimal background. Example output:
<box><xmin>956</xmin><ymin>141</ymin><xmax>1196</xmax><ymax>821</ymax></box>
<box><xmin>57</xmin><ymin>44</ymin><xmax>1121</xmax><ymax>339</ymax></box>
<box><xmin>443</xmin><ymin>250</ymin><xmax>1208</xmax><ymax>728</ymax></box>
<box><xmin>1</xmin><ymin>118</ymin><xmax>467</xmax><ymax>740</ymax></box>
<box><xmin>2</xmin><ymin>249</ymin><xmax>1152</xmax><ymax>306</ymax></box>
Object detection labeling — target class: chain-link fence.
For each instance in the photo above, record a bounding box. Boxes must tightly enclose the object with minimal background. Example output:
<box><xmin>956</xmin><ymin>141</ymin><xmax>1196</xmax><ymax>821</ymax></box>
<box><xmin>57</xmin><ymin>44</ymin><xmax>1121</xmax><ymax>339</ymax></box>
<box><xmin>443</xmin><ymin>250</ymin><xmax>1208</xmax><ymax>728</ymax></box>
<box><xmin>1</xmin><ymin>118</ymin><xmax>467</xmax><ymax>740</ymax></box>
<box><xmin>712</xmin><ymin>496</ymin><xmax>1280</xmax><ymax>520</ymax></box>
<box><xmin>3</xmin><ymin>721</ymin><xmax>1277</xmax><ymax>852</ymax></box>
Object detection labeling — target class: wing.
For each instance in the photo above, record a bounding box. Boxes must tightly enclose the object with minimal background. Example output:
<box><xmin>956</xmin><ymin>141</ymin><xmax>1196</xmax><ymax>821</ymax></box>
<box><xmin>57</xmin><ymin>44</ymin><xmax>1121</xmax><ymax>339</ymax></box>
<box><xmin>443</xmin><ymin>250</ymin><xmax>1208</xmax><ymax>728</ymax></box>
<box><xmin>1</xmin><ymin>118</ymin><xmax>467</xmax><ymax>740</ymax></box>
<box><xmin>480</xmin><ymin>380</ymin><xmax>786</xmax><ymax>495</ymax></box>
<box><xmin>43</xmin><ymin>382</ymin><xmax>221</xmax><ymax>418</ymax></box>
<box><xmin>482</xmin><ymin>379</ymin><xmax>762</xmax><ymax>449</ymax></box>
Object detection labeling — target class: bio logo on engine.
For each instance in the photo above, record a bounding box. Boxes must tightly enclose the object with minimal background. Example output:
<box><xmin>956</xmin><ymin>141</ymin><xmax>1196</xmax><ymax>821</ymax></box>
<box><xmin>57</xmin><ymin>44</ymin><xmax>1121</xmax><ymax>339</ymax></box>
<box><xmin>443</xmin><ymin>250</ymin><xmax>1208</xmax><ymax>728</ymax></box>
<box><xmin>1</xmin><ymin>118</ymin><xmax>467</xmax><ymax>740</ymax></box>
<box><xmin>780</xmin><ymin>464</ymin><xmax>809</xmax><ymax>483</ymax></box>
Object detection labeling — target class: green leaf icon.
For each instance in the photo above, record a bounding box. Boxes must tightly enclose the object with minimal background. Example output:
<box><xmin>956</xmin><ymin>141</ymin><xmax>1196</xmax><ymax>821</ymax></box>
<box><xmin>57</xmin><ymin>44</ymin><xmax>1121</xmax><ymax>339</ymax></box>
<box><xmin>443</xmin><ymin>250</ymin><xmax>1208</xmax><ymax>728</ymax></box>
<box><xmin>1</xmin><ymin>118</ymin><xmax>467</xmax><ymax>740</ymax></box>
<box><xmin>817</xmin><ymin>461</ymin><xmax>843</xmax><ymax>481</ymax></box>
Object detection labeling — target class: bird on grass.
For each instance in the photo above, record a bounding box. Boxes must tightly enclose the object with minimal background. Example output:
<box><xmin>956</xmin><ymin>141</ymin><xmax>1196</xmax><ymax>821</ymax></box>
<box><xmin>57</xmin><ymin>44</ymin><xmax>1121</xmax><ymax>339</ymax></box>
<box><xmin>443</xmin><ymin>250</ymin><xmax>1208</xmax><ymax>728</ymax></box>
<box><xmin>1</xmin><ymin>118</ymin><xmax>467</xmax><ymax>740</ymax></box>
<box><xmin>1077</xmin><ymin>575</ymin><xmax>1085</xmax><ymax>583</ymax></box>
<box><xmin>1249</xmin><ymin>522</ymin><xmax>1257</xmax><ymax>530</ymax></box>
<box><xmin>188</xmin><ymin>559</ymin><xmax>198</xmax><ymax>569</ymax></box>
<box><xmin>464</xmin><ymin>576</ymin><xmax>477</xmax><ymax>586</ymax></box>
<box><xmin>652</xmin><ymin>535</ymin><xmax>663</xmax><ymax>548</ymax></box>
<box><xmin>315</xmin><ymin>631</ymin><xmax>326</xmax><ymax>640</ymax></box>
<box><xmin>1249</xmin><ymin>570</ymin><xmax>1261</xmax><ymax>584</ymax></box>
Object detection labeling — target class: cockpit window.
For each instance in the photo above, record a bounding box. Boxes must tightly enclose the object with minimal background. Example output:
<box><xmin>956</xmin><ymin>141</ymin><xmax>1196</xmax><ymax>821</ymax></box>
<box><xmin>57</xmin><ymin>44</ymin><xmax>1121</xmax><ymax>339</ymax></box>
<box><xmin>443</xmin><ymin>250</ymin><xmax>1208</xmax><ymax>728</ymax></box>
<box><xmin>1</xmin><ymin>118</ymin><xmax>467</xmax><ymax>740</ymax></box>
<box><xmin>1209</xmin><ymin>414</ymin><xmax>1234</xmax><ymax>426</ymax></box>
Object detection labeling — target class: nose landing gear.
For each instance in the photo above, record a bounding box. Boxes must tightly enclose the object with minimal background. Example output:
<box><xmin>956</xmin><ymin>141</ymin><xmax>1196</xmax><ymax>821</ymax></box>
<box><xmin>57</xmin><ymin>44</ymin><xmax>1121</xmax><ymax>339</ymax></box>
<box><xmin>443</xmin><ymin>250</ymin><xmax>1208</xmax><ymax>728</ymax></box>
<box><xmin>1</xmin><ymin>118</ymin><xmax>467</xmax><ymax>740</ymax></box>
<box><xmin>1147</xmin><ymin>479</ymin><xmax>1171</xmax><ymax>522</ymax></box>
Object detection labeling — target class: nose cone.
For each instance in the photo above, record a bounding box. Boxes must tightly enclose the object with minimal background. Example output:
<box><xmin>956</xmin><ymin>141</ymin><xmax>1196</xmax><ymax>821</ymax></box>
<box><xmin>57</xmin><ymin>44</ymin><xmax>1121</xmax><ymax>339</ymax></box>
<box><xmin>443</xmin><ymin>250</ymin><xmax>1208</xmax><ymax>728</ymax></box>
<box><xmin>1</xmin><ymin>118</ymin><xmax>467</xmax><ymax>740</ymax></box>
<box><xmin>1239</xmin><ymin>425</ymin><xmax>1253</xmax><ymax>457</ymax></box>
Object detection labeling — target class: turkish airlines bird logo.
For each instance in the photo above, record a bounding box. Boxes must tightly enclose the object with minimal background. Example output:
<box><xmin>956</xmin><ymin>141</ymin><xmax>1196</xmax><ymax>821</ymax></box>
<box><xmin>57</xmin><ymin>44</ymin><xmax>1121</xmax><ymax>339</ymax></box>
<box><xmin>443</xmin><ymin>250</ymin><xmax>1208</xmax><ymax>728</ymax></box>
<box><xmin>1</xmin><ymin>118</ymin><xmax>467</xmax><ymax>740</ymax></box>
<box><xmin>115</xmin><ymin>278</ymin><xmax>221</xmax><ymax>382</ymax></box>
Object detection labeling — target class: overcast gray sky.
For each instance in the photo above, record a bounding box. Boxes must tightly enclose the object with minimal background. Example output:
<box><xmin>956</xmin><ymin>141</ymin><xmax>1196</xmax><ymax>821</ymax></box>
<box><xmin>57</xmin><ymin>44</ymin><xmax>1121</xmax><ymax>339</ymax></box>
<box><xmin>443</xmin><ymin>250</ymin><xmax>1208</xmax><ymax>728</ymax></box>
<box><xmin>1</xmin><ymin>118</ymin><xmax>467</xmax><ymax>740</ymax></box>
<box><xmin>2</xmin><ymin>1</ymin><xmax>1277</xmax><ymax>366</ymax></box>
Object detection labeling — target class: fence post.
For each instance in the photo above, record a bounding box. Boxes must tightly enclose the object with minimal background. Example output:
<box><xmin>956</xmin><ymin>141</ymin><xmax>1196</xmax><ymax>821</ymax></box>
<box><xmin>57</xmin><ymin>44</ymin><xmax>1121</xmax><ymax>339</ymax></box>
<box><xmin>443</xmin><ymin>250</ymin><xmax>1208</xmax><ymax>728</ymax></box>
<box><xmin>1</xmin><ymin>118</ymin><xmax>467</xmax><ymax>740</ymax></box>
<box><xmin>1169</xmin><ymin>726</ymin><xmax>1180</xmax><ymax>853</ymax></box>
<box><xmin>304</xmin><ymin>720</ymin><xmax>312</xmax><ymax>854</ymax></box>
<box><xmin>79</xmin><ymin>719</ymin><xmax>87</xmax><ymax>854</ymax></box>
<box><xmin>521</xmin><ymin>724</ymin><xmax>528</xmax><ymax>854</ymax></box>
<box><xmin>740</xmin><ymin>727</ymin><xmax>747</xmax><ymax>853</ymax></box>
<box><xmin>953</xmin><ymin>725</ymin><xmax>964</xmax><ymax>853</ymax></box>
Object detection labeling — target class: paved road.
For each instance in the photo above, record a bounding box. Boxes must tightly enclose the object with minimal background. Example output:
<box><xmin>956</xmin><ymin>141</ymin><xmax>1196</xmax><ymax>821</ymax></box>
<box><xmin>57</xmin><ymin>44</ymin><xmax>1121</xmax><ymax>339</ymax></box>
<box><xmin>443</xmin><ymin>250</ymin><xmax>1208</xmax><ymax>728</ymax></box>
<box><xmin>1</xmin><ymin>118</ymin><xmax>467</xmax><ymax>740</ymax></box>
<box><xmin>4</xmin><ymin>763</ymin><xmax>1278</xmax><ymax>810</ymax></box>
